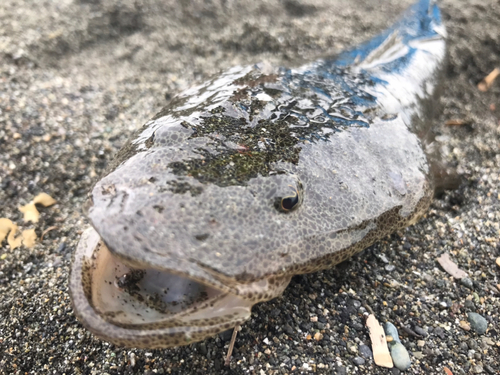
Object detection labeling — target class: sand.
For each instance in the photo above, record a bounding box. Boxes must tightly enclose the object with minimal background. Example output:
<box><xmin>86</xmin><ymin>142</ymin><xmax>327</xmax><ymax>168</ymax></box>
<box><xmin>0</xmin><ymin>0</ymin><xmax>499</xmax><ymax>374</ymax></box>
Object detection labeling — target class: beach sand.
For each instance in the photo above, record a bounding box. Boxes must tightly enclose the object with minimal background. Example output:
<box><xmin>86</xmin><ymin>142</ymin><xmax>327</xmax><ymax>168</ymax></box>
<box><xmin>0</xmin><ymin>0</ymin><xmax>499</xmax><ymax>373</ymax></box>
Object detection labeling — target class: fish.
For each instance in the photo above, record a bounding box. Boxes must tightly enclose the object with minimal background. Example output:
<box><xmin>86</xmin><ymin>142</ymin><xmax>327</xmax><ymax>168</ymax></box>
<box><xmin>70</xmin><ymin>0</ymin><xmax>447</xmax><ymax>349</ymax></box>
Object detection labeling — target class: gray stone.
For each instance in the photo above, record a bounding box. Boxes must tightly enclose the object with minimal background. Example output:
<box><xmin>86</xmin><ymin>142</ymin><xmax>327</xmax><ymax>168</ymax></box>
<box><xmin>472</xmin><ymin>365</ymin><xmax>483</xmax><ymax>374</ymax></box>
<box><xmin>335</xmin><ymin>365</ymin><xmax>347</xmax><ymax>375</ymax></box>
<box><xmin>468</xmin><ymin>313</ymin><xmax>488</xmax><ymax>334</ymax></box>
<box><xmin>433</xmin><ymin>327</ymin><xmax>445</xmax><ymax>339</ymax></box>
<box><xmin>384</xmin><ymin>322</ymin><xmax>401</xmax><ymax>343</ymax></box>
<box><xmin>379</xmin><ymin>255</ymin><xmax>389</xmax><ymax>264</ymax></box>
<box><xmin>484</xmin><ymin>364</ymin><xmax>496</xmax><ymax>374</ymax></box>
<box><xmin>353</xmin><ymin>322</ymin><xmax>364</xmax><ymax>331</ymax></box>
<box><xmin>467</xmin><ymin>338</ymin><xmax>478</xmax><ymax>350</ymax></box>
<box><xmin>385</xmin><ymin>264</ymin><xmax>396</xmax><ymax>272</ymax></box>
<box><xmin>413</xmin><ymin>326</ymin><xmax>428</xmax><ymax>337</ymax></box>
<box><xmin>464</xmin><ymin>300</ymin><xmax>475</xmax><ymax>310</ymax></box>
<box><xmin>390</xmin><ymin>342</ymin><xmax>412</xmax><ymax>371</ymax></box>
<box><xmin>359</xmin><ymin>344</ymin><xmax>373</xmax><ymax>360</ymax></box>
<box><xmin>412</xmin><ymin>352</ymin><xmax>425</xmax><ymax>359</ymax></box>
<box><xmin>461</xmin><ymin>277</ymin><xmax>474</xmax><ymax>290</ymax></box>
<box><xmin>352</xmin><ymin>356</ymin><xmax>365</xmax><ymax>366</ymax></box>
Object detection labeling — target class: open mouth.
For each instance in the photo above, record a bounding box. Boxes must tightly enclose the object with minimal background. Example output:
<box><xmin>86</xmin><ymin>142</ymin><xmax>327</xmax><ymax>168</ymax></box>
<box><xmin>69</xmin><ymin>227</ymin><xmax>256</xmax><ymax>348</ymax></box>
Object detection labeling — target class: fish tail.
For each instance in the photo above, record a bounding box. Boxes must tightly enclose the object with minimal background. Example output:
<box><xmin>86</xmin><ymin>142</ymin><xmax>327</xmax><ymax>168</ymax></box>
<box><xmin>333</xmin><ymin>0</ymin><xmax>445</xmax><ymax>68</ymax></box>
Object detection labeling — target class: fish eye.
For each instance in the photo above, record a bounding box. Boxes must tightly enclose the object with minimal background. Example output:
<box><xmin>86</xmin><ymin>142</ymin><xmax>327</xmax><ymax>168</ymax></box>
<box><xmin>282</xmin><ymin>193</ymin><xmax>299</xmax><ymax>211</ymax></box>
<box><xmin>275</xmin><ymin>188</ymin><xmax>301</xmax><ymax>213</ymax></box>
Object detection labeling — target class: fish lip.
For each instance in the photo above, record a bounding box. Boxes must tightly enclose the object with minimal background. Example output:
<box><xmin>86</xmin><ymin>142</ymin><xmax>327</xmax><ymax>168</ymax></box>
<box><xmin>69</xmin><ymin>226</ymin><xmax>251</xmax><ymax>348</ymax></box>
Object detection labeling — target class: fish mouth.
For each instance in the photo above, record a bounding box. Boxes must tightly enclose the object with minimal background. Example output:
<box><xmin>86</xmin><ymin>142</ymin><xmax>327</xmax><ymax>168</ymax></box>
<box><xmin>69</xmin><ymin>227</ymin><xmax>290</xmax><ymax>348</ymax></box>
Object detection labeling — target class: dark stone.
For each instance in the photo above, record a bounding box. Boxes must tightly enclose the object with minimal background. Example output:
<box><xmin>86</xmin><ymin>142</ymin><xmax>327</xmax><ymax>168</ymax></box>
<box><xmin>283</xmin><ymin>0</ymin><xmax>317</xmax><ymax>17</ymax></box>
<box><xmin>353</xmin><ymin>323</ymin><xmax>364</xmax><ymax>331</ymax></box>
<box><xmin>433</xmin><ymin>327</ymin><xmax>445</xmax><ymax>339</ymax></box>
<box><xmin>300</xmin><ymin>322</ymin><xmax>312</xmax><ymax>331</ymax></box>
<box><xmin>460</xmin><ymin>277</ymin><xmax>474</xmax><ymax>290</ymax></box>
<box><xmin>214</xmin><ymin>358</ymin><xmax>221</xmax><ymax>371</ymax></box>
<box><xmin>284</xmin><ymin>324</ymin><xmax>294</xmax><ymax>336</ymax></box>
<box><xmin>346</xmin><ymin>299</ymin><xmax>361</xmax><ymax>308</ymax></box>
<box><xmin>271</xmin><ymin>308</ymin><xmax>281</xmax><ymax>317</ymax></box>
<box><xmin>199</xmin><ymin>342</ymin><xmax>208</xmax><ymax>355</ymax></box>
<box><xmin>28</xmin><ymin>125</ymin><xmax>45</xmax><ymax>136</ymax></box>
<box><xmin>219</xmin><ymin>328</ymin><xmax>233</xmax><ymax>342</ymax></box>
<box><xmin>413</xmin><ymin>326</ymin><xmax>428</xmax><ymax>337</ymax></box>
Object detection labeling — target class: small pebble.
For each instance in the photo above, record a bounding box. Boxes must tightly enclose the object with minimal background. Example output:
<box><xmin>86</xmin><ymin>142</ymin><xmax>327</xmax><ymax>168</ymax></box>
<box><xmin>485</xmin><ymin>364</ymin><xmax>496</xmax><ymax>374</ymax></box>
<box><xmin>467</xmin><ymin>338</ymin><xmax>478</xmax><ymax>350</ymax></box>
<box><xmin>389</xmin><ymin>342</ymin><xmax>411</xmax><ymax>371</ymax></box>
<box><xmin>56</xmin><ymin>242</ymin><xmax>66</xmax><ymax>252</ymax></box>
<box><xmin>359</xmin><ymin>344</ymin><xmax>373</xmax><ymax>360</ymax></box>
<box><xmin>352</xmin><ymin>356</ymin><xmax>365</xmax><ymax>366</ymax></box>
<box><xmin>385</xmin><ymin>264</ymin><xmax>396</xmax><ymax>272</ymax></box>
<box><xmin>413</xmin><ymin>352</ymin><xmax>425</xmax><ymax>359</ymax></box>
<box><xmin>465</xmin><ymin>300</ymin><xmax>476</xmax><ymax>310</ymax></box>
<box><xmin>219</xmin><ymin>329</ymin><xmax>233</xmax><ymax>342</ymax></box>
<box><xmin>283</xmin><ymin>324</ymin><xmax>294</xmax><ymax>336</ymax></box>
<box><xmin>459</xmin><ymin>320</ymin><xmax>471</xmax><ymax>331</ymax></box>
<box><xmin>199</xmin><ymin>342</ymin><xmax>207</xmax><ymax>356</ymax></box>
<box><xmin>481</xmin><ymin>337</ymin><xmax>494</xmax><ymax>346</ymax></box>
<box><xmin>413</xmin><ymin>326</ymin><xmax>428</xmax><ymax>337</ymax></box>
<box><xmin>468</xmin><ymin>312</ymin><xmax>488</xmax><ymax>334</ymax></box>
<box><xmin>214</xmin><ymin>359</ymin><xmax>221</xmax><ymax>371</ymax></box>
<box><xmin>461</xmin><ymin>277</ymin><xmax>474</xmax><ymax>289</ymax></box>
<box><xmin>379</xmin><ymin>254</ymin><xmax>389</xmax><ymax>263</ymax></box>
<box><xmin>433</xmin><ymin>327</ymin><xmax>445</xmax><ymax>339</ymax></box>
<box><xmin>472</xmin><ymin>365</ymin><xmax>483</xmax><ymax>374</ymax></box>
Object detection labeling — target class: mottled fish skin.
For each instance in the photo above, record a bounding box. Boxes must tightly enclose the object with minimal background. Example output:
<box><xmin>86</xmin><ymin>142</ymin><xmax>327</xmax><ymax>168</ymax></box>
<box><xmin>70</xmin><ymin>0</ymin><xmax>446</xmax><ymax>348</ymax></box>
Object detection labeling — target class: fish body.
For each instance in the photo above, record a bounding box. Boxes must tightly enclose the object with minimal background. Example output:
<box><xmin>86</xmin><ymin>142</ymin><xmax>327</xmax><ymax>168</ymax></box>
<box><xmin>70</xmin><ymin>0</ymin><xmax>446</xmax><ymax>348</ymax></box>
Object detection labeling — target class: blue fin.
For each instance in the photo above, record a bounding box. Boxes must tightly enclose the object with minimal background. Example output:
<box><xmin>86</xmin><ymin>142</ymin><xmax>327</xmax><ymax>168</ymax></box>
<box><xmin>333</xmin><ymin>0</ymin><xmax>443</xmax><ymax>68</ymax></box>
